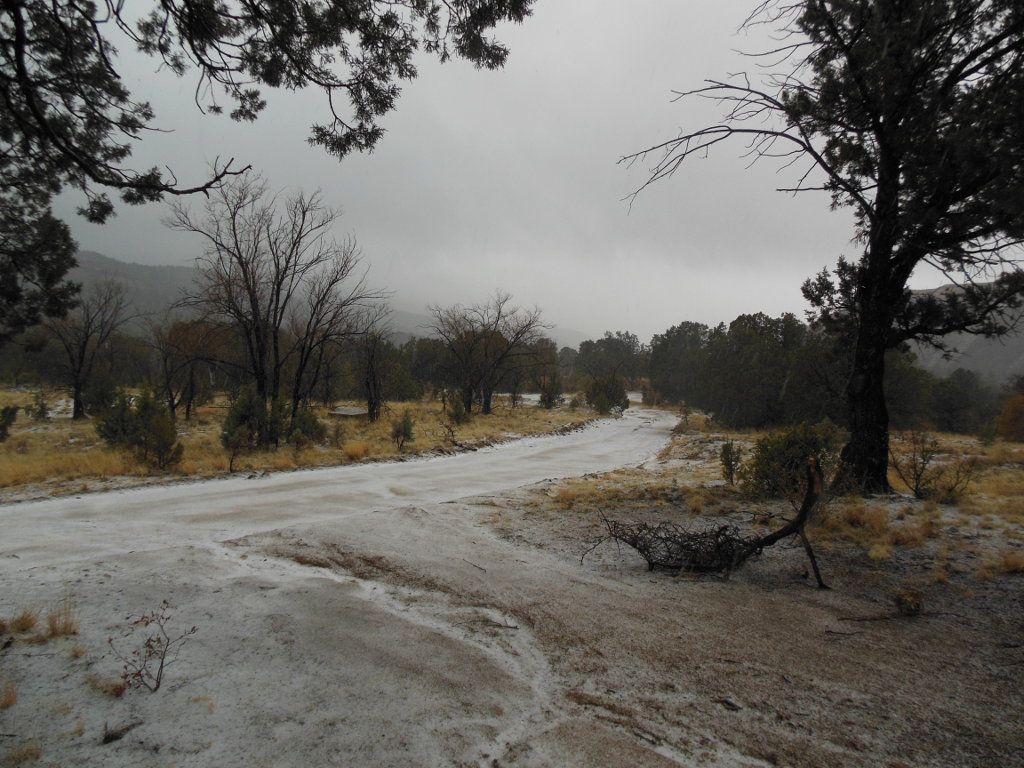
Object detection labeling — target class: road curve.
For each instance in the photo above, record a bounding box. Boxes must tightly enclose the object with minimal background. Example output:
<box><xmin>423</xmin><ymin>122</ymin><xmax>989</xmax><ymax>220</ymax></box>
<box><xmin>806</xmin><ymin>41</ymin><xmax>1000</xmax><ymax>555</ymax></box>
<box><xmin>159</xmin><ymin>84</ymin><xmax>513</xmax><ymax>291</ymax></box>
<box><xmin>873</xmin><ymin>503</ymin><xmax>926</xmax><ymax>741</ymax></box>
<box><xmin>0</xmin><ymin>407</ymin><xmax>675</xmax><ymax>569</ymax></box>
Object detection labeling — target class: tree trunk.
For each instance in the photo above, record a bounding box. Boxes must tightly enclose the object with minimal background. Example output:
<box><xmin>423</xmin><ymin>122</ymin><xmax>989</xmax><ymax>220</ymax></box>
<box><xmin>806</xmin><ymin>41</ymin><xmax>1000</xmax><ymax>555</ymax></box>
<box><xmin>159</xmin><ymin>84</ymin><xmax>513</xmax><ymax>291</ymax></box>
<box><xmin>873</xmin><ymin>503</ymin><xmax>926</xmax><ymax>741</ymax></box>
<box><xmin>461</xmin><ymin>387</ymin><xmax>474</xmax><ymax>415</ymax></box>
<box><xmin>837</xmin><ymin>310</ymin><xmax>892</xmax><ymax>493</ymax></box>
<box><xmin>482</xmin><ymin>389</ymin><xmax>493</xmax><ymax>415</ymax></box>
<box><xmin>72</xmin><ymin>383</ymin><xmax>85</xmax><ymax>419</ymax></box>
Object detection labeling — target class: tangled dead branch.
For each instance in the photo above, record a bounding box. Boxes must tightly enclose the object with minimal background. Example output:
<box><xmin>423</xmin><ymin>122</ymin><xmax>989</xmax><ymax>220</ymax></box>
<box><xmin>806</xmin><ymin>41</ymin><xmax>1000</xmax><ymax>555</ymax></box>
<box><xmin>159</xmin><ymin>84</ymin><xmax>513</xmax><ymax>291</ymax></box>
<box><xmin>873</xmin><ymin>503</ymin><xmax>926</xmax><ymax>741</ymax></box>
<box><xmin>587</xmin><ymin>458</ymin><xmax>829</xmax><ymax>588</ymax></box>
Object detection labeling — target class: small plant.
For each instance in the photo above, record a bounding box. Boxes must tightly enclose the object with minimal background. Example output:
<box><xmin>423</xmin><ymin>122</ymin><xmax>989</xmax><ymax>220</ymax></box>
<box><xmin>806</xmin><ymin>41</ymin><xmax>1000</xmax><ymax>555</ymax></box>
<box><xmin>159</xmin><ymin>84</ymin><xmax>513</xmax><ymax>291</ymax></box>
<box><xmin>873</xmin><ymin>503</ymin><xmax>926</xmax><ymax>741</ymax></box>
<box><xmin>108</xmin><ymin>601</ymin><xmax>197</xmax><ymax>693</ymax></box>
<box><xmin>445</xmin><ymin>397</ymin><xmax>471</xmax><ymax>425</ymax></box>
<box><xmin>893</xmin><ymin>587</ymin><xmax>923</xmax><ymax>617</ymax></box>
<box><xmin>0</xmin><ymin>405</ymin><xmax>18</xmax><ymax>442</ymax></box>
<box><xmin>538</xmin><ymin>372</ymin><xmax>564</xmax><ymax>409</ymax></box>
<box><xmin>719</xmin><ymin>441</ymin><xmax>742</xmax><ymax>485</ymax></box>
<box><xmin>28</xmin><ymin>391</ymin><xmax>49</xmax><ymax>421</ymax></box>
<box><xmin>343</xmin><ymin>441</ymin><xmax>370</xmax><ymax>461</ymax></box>
<box><xmin>46</xmin><ymin>598</ymin><xmax>78</xmax><ymax>638</ymax></box>
<box><xmin>390</xmin><ymin>410</ymin><xmax>414</xmax><ymax>452</ymax></box>
<box><xmin>10</xmin><ymin>609</ymin><xmax>38</xmax><ymax>634</ymax></box>
<box><xmin>330</xmin><ymin>421</ymin><xmax>346</xmax><ymax>449</ymax></box>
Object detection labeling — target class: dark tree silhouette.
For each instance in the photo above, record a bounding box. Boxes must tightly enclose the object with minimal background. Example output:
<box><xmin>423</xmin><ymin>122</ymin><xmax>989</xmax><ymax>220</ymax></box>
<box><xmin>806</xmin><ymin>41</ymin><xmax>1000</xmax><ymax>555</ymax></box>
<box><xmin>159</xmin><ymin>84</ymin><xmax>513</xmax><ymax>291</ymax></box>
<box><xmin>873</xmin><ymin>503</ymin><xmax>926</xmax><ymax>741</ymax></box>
<box><xmin>627</xmin><ymin>0</ymin><xmax>1024</xmax><ymax>491</ymax></box>
<box><xmin>1</xmin><ymin>0</ymin><xmax>533</xmax><ymax>333</ymax></box>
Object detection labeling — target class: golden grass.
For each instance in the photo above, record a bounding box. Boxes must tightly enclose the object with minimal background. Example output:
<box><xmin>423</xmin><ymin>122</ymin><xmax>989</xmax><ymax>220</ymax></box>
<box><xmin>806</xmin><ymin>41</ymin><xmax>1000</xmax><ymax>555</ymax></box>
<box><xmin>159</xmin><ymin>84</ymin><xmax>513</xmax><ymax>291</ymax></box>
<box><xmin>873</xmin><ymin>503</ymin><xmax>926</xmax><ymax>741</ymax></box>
<box><xmin>0</xmin><ymin>393</ymin><xmax>595</xmax><ymax>495</ymax></box>
<box><xmin>46</xmin><ymin>599</ymin><xmax>77</xmax><ymax>638</ymax></box>
<box><xmin>0</xmin><ymin>682</ymin><xmax>16</xmax><ymax>709</ymax></box>
<box><xmin>342</xmin><ymin>441</ymin><xmax>370</xmax><ymax>461</ymax></box>
<box><xmin>9</xmin><ymin>609</ymin><xmax>37</xmax><ymax>634</ymax></box>
<box><xmin>3</xmin><ymin>742</ymin><xmax>41</xmax><ymax>766</ymax></box>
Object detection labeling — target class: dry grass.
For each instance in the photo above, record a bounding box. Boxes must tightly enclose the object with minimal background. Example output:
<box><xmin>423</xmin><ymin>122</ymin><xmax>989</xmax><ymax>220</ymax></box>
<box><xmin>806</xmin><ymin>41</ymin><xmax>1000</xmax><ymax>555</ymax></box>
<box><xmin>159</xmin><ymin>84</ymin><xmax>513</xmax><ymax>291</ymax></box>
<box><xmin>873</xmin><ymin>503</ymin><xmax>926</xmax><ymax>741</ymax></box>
<box><xmin>342</xmin><ymin>441</ymin><xmax>370</xmax><ymax>461</ymax></box>
<box><xmin>0</xmin><ymin>682</ymin><xmax>16</xmax><ymax>709</ymax></box>
<box><xmin>0</xmin><ymin>392</ymin><xmax>595</xmax><ymax>497</ymax></box>
<box><xmin>976</xmin><ymin>549</ymin><xmax>1024</xmax><ymax>580</ymax></box>
<box><xmin>46</xmin><ymin>599</ymin><xmax>77</xmax><ymax>637</ymax></box>
<box><xmin>85</xmin><ymin>675</ymin><xmax>126</xmax><ymax>698</ymax></box>
<box><xmin>9</xmin><ymin>609</ymin><xmax>37</xmax><ymax>634</ymax></box>
<box><xmin>3</xmin><ymin>743</ymin><xmax>41</xmax><ymax>766</ymax></box>
<box><xmin>69</xmin><ymin>644</ymin><xmax>86</xmax><ymax>659</ymax></box>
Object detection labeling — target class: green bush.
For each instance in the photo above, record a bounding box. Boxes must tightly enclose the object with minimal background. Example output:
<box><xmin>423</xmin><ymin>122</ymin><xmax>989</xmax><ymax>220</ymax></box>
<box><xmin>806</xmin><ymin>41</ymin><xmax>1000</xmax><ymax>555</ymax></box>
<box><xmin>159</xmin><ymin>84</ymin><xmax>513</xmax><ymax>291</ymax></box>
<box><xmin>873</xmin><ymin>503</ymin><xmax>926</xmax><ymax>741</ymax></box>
<box><xmin>390</xmin><ymin>410</ymin><xmax>415</xmax><ymax>451</ymax></box>
<box><xmin>538</xmin><ymin>372</ymin><xmax>564</xmax><ymax>409</ymax></box>
<box><xmin>288</xmin><ymin>408</ymin><xmax>326</xmax><ymax>447</ymax></box>
<box><xmin>586</xmin><ymin>374</ymin><xmax>629</xmax><ymax>415</ymax></box>
<box><xmin>446</xmin><ymin>397</ymin><xmax>471</xmax><ymax>425</ymax></box>
<box><xmin>719</xmin><ymin>441</ymin><xmax>742</xmax><ymax>485</ymax></box>
<box><xmin>28</xmin><ymin>391</ymin><xmax>49</xmax><ymax>421</ymax></box>
<box><xmin>221</xmin><ymin>385</ymin><xmax>283</xmax><ymax>453</ymax></box>
<box><xmin>740</xmin><ymin>420</ymin><xmax>843</xmax><ymax>500</ymax></box>
<box><xmin>96</xmin><ymin>391</ymin><xmax>183</xmax><ymax>470</ymax></box>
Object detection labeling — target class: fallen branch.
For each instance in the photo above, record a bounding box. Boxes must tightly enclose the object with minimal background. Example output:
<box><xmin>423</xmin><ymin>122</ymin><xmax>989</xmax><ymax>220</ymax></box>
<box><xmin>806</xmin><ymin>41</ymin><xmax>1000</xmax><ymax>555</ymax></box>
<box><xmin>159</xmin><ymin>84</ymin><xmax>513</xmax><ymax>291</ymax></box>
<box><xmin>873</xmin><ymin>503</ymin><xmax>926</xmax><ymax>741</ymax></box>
<box><xmin>588</xmin><ymin>458</ymin><xmax>829</xmax><ymax>587</ymax></box>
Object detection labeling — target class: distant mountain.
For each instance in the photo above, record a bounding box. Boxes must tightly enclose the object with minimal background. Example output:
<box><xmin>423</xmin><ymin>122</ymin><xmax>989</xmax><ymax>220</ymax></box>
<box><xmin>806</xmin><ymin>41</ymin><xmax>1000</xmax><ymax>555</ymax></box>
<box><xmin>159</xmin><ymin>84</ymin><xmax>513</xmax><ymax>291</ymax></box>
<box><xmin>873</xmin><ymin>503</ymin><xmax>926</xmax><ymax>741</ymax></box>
<box><xmin>71</xmin><ymin>251</ymin><xmax>194</xmax><ymax>316</ymax></box>
<box><xmin>70</xmin><ymin>252</ymin><xmax>593</xmax><ymax>349</ymax></box>
<box><xmin>909</xmin><ymin>283</ymin><xmax>1024</xmax><ymax>386</ymax></box>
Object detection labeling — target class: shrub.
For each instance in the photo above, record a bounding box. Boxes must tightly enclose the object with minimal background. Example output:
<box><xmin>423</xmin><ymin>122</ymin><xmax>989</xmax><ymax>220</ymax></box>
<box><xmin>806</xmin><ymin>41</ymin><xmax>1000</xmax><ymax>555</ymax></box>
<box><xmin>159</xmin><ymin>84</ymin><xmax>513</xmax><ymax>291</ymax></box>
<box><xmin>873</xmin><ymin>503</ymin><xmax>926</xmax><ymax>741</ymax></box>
<box><xmin>28</xmin><ymin>391</ymin><xmax>49</xmax><ymax>421</ymax></box>
<box><xmin>97</xmin><ymin>391</ymin><xmax>184</xmax><ymax>470</ymax></box>
<box><xmin>0</xmin><ymin>406</ymin><xmax>18</xmax><ymax>442</ymax></box>
<box><xmin>890</xmin><ymin>430</ymin><xmax>978</xmax><ymax>502</ymax></box>
<box><xmin>996</xmin><ymin>394</ymin><xmax>1024</xmax><ymax>442</ymax></box>
<box><xmin>586</xmin><ymin>375</ymin><xmax>629</xmax><ymax>415</ymax></box>
<box><xmin>719</xmin><ymin>441</ymin><xmax>742</xmax><ymax>485</ymax></box>
<box><xmin>390</xmin><ymin>410</ymin><xmax>414</xmax><ymax>451</ymax></box>
<box><xmin>446</xmin><ymin>397</ymin><xmax>471</xmax><ymax>425</ymax></box>
<box><xmin>740</xmin><ymin>420</ymin><xmax>843</xmax><ymax>500</ymax></box>
<box><xmin>288</xmin><ymin>408</ymin><xmax>326</xmax><ymax>447</ymax></box>
<box><xmin>221</xmin><ymin>384</ymin><xmax>284</xmax><ymax>459</ymax></box>
<box><xmin>538</xmin><ymin>372</ymin><xmax>564</xmax><ymax>409</ymax></box>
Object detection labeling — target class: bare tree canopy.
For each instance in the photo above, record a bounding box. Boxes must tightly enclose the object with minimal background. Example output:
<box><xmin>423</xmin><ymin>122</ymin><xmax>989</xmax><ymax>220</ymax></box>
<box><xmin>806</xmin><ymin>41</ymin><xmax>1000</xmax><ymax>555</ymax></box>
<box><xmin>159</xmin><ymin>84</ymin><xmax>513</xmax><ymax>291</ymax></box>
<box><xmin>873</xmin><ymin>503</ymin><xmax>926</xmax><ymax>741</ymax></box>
<box><xmin>428</xmin><ymin>291</ymin><xmax>547</xmax><ymax>414</ymax></box>
<box><xmin>45</xmin><ymin>280</ymin><xmax>131</xmax><ymax>419</ymax></box>
<box><xmin>171</xmin><ymin>173</ymin><xmax>384</xmax><ymax>442</ymax></box>
<box><xmin>627</xmin><ymin>0</ymin><xmax>1024</xmax><ymax>492</ymax></box>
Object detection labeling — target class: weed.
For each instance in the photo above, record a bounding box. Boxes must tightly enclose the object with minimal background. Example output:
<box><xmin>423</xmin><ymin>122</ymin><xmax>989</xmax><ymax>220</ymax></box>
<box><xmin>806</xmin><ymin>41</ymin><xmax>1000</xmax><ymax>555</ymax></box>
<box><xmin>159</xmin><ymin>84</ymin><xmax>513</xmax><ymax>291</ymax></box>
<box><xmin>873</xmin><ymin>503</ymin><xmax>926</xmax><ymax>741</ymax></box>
<box><xmin>343</xmin><ymin>441</ymin><xmax>370</xmax><ymax>461</ymax></box>
<box><xmin>46</xmin><ymin>598</ymin><xmax>78</xmax><ymax>637</ymax></box>
<box><xmin>10</xmin><ymin>610</ymin><xmax>37</xmax><ymax>634</ymax></box>
<box><xmin>69</xmin><ymin>644</ymin><xmax>86</xmax><ymax>659</ymax></box>
<box><xmin>108</xmin><ymin>600</ymin><xmax>197</xmax><ymax>692</ymax></box>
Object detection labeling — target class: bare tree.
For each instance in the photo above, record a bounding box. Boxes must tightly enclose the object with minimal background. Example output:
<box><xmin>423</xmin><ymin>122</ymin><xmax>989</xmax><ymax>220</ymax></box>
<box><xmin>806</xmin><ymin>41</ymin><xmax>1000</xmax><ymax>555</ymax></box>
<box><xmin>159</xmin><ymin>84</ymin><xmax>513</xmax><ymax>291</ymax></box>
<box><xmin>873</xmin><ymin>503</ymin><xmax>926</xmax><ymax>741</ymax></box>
<box><xmin>170</xmin><ymin>173</ymin><xmax>383</xmax><ymax>442</ymax></box>
<box><xmin>45</xmin><ymin>281</ymin><xmax>131</xmax><ymax>418</ymax></box>
<box><xmin>147</xmin><ymin>315</ymin><xmax>223</xmax><ymax>421</ymax></box>
<box><xmin>428</xmin><ymin>292</ymin><xmax>547</xmax><ymax>414</ymax></box>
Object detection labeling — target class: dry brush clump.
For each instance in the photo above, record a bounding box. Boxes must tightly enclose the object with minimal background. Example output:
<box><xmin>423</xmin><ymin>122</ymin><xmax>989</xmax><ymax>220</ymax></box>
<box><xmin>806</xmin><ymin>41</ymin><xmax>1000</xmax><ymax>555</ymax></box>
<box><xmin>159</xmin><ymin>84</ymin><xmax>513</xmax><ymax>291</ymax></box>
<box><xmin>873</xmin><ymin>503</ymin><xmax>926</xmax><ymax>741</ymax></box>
<box><xmin>590</xmin><ymin>458</ymin><xmax>831</xmax><ymax>588</ymax></box>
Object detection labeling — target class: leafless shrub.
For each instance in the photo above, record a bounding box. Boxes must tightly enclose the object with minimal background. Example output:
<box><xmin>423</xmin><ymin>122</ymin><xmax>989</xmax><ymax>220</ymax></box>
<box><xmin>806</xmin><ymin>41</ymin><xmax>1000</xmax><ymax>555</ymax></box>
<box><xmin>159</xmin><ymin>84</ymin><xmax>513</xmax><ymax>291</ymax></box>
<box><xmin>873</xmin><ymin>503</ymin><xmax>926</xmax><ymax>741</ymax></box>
<box><xmin>108</xmin><ymin>601</ymin><xmax>197</xmax><ymax>693</ymax></box>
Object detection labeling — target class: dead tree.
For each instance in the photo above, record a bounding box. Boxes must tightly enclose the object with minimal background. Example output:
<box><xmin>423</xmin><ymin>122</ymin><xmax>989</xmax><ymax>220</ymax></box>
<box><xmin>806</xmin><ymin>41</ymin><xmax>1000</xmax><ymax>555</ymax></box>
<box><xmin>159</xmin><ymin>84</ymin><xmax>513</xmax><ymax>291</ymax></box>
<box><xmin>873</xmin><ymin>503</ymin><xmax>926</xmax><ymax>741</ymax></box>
<box><xmin>592</xmin><ymin>458</ymin><xmax>828</xmax><ymax>588</ymax></box>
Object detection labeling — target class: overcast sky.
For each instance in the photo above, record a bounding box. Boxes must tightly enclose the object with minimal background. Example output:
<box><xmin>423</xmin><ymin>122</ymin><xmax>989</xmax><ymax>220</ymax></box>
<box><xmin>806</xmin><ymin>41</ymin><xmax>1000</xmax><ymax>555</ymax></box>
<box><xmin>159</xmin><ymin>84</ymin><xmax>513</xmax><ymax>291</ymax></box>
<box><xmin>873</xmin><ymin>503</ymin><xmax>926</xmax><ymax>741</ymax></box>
<box><xmin>54</xmin><ymin>0</ymin><xmax>920</xmax><ymax>341</ymax></box>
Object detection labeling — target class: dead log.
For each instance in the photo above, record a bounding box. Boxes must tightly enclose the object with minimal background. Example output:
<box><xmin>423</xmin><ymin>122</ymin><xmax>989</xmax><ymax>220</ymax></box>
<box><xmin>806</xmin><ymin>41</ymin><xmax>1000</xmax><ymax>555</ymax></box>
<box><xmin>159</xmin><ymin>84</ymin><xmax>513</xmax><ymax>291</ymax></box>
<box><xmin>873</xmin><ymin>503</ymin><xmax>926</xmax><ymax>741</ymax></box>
<box><xmin>589</xmin><ymin>457</ymin><xmax>829</xmax><ymax>588</ymax></box>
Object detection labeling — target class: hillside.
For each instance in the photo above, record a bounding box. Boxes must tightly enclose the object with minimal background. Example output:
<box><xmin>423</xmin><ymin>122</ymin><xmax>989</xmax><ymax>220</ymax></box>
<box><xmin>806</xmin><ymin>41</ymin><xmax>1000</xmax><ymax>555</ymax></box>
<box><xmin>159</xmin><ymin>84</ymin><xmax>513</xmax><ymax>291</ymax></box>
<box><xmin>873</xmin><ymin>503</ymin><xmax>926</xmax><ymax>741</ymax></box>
<box><xmin>69</xmin><ymin>252</ymin><xmax>590</xmax><ymax>348</ymax></box>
